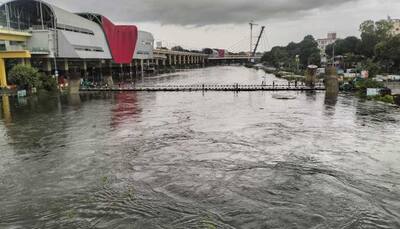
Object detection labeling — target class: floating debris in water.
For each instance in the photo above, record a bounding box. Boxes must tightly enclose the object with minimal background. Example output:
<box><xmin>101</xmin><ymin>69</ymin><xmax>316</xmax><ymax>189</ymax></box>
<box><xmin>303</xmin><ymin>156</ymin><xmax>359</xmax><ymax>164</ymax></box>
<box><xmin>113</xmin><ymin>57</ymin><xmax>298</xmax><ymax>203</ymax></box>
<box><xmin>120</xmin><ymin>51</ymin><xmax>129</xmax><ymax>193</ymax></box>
<box><xmin>272</xmin><ymin>94</ymin><xmax>297</xmax><ymax>100</ymax></box>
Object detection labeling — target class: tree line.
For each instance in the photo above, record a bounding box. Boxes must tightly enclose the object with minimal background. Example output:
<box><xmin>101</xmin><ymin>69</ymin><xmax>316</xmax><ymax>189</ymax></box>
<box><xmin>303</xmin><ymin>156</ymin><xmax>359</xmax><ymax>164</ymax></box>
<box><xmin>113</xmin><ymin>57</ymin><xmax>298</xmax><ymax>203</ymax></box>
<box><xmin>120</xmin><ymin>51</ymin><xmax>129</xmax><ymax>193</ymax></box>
<box><xmin>262</xmin><ymin>19</ymin><xmax>400</xmax><ymax>76</ymax></box>
<box><xmin>261</xmin><ymin>35</ymin><xmax>321</xmax><ymax>72</ymax></box>
<box><xmin>326</xmin><ymin>19</ymin><xmax>400</xmax><ymax>75</ymax></box>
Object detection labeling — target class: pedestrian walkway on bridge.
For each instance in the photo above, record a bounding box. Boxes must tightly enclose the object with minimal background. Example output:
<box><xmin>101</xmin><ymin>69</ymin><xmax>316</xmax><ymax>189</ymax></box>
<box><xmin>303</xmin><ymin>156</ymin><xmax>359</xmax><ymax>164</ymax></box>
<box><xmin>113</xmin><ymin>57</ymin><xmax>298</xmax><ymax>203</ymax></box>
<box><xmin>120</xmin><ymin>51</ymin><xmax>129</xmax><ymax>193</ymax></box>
<box><xmin>80</xmin><ymin>82</ymin><xmax>325</xmax><ymax>92</ymax></box>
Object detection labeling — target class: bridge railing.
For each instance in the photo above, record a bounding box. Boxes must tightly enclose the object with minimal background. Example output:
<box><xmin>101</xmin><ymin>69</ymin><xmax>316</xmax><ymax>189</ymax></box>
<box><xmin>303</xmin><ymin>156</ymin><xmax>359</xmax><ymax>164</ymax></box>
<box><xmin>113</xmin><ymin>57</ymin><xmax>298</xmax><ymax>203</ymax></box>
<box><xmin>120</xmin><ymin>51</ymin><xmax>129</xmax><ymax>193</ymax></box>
<box><xmin>134</xmin><ymin>82</ymin><xmax>324</xmax><ymax>88</ymax></box>
<box><xmin>81</xmin><ymin>81</ymin><xmax>326</xmax><ymax>91</ymax></box>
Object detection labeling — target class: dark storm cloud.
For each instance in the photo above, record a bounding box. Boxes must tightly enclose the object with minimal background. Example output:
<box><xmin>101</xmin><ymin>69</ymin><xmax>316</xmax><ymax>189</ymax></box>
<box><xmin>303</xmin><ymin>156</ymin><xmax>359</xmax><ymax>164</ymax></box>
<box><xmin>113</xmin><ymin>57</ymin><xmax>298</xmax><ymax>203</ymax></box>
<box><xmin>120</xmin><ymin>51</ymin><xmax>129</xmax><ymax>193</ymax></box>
<box><xmin>45</xmin><ymin>0</ymin><xmax>357</xmax><ymax>25</ymax></box>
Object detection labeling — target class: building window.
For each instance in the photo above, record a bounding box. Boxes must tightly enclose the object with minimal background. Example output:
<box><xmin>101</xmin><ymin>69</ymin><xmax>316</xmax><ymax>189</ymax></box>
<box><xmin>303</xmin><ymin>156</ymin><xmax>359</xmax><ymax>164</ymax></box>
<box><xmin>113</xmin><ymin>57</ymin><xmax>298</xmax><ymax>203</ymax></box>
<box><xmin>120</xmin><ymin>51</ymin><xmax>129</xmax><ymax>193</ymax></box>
<box><xmin>57</xmin><ymin>24</ymin><xmax>95</xmax><ymax>35</ymax></box>
<box><xmin>74</xmin><ymin>45</ymin><xmax>104</xmax><ymax>52</ymax></box>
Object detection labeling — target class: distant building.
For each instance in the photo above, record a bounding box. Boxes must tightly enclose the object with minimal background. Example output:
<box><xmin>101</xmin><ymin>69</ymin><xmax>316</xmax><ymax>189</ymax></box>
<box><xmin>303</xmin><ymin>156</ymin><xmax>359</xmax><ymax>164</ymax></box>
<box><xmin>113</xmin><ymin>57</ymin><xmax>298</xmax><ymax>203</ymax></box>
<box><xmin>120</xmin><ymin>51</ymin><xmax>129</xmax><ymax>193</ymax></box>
<box><xmin>317</xmin><ymin>33</ymin><xmax>337</xmax><ymax>66</ymax></box>
<box><xmin>317</xmin><ymin>33</ymin><xmax>337</xmax><ymax>53</ymax></box>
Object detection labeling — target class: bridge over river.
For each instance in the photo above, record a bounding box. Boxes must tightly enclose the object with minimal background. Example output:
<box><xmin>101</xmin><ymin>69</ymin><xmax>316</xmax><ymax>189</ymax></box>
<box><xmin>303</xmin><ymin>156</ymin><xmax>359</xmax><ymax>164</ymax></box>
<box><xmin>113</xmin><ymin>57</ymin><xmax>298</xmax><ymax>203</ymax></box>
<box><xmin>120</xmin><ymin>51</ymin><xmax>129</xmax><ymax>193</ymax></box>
<box><xmin>81</xmin><ymin>82</ymin><xmax>325</xmax><ymax>92</ymax></box>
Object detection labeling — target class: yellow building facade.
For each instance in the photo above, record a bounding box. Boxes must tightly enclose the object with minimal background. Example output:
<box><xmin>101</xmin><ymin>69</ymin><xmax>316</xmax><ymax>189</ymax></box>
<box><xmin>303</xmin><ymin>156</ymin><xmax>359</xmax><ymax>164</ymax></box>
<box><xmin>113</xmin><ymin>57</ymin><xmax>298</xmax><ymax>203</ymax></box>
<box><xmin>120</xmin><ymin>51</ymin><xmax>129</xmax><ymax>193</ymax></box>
<box><xmin>0</xmin><ymin>29</ymin><xmax>31</xmax><ymax>88</ymax></box>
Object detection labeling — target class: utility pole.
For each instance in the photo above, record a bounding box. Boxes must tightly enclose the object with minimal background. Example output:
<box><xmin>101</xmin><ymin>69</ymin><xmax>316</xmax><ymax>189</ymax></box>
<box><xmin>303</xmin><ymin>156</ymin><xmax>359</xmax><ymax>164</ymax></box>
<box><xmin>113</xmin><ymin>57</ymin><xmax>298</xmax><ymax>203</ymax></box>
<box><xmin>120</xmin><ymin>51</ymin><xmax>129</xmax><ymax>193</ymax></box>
<box><xmin>5</xmin><ymin>3</ymin><xmax>10</xmax><ymax>29</ymax></box>
<box><xmin>39</xmin><ymin>0</ymin><xmax>44</xmax><ymax>30</ymax></box>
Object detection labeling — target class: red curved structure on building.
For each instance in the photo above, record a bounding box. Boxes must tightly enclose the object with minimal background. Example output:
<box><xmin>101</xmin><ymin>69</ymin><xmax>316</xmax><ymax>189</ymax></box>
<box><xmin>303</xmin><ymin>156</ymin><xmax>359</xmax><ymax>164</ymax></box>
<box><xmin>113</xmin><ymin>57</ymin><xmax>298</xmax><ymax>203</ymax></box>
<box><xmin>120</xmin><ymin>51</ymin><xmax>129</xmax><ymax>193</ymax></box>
<box><xmin>101</xmin><ymin>16</ymin><xmax>138</xmax><ymax>64</ymax></box>
<box><xmin>217</xmin><ymin>49</ymin><xmax>225</xmax><ymax>58</ymax></box>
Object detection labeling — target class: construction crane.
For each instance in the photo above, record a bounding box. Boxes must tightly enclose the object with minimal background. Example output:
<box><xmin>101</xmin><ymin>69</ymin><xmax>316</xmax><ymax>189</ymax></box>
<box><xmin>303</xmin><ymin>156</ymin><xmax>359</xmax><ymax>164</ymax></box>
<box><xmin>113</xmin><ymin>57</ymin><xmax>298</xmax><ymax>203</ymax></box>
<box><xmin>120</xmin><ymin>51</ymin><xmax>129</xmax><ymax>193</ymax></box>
<box><xmin>252</xmin><ymin>26</ymin><xmax>266</xmax><ymax>58</ymax></box>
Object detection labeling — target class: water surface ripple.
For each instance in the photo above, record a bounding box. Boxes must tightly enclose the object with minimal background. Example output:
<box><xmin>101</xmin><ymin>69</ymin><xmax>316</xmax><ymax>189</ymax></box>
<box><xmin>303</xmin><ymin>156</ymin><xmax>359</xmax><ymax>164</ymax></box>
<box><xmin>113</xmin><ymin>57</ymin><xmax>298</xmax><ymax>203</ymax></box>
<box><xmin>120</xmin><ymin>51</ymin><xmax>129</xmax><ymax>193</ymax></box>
<box><xmin>0</xmin><ymin>66</ymin><xmax>399</xmax><ymax>228</ymax></box>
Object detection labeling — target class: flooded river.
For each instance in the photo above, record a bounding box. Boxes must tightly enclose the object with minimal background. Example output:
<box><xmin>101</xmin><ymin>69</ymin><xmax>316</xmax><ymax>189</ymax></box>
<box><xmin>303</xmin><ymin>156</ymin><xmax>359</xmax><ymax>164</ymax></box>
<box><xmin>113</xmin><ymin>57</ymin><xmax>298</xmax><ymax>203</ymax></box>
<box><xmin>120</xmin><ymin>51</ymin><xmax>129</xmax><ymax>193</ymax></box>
<box><xmin>1</xmin><ymin>66</ymin><xmax>399</xmax><ymax>228</ymax></box>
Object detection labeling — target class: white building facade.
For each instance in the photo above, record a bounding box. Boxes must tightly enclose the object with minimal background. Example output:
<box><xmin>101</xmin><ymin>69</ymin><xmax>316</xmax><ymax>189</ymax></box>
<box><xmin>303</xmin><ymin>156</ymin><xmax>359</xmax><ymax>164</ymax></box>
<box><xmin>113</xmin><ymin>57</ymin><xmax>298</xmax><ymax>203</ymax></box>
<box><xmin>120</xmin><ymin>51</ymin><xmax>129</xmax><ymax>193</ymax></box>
<box><xmin>317</xmin><ymin>33</ymin><xmax>337</xmax><ymax>66</ymax></box>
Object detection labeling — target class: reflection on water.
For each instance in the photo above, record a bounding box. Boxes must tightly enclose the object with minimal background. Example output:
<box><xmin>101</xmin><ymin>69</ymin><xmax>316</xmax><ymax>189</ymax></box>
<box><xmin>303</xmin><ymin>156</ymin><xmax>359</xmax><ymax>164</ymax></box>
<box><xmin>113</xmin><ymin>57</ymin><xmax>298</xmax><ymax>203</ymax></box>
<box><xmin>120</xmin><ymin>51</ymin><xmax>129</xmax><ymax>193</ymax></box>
<box><xmin>0</xmin><ymin>66</ymin><xmax>399</xmax><ymax>228</ymax></box>
<box><xmin>111</xmin><ymin>92</ymin><xmax>142</xmax><ymax>128</ymax></box>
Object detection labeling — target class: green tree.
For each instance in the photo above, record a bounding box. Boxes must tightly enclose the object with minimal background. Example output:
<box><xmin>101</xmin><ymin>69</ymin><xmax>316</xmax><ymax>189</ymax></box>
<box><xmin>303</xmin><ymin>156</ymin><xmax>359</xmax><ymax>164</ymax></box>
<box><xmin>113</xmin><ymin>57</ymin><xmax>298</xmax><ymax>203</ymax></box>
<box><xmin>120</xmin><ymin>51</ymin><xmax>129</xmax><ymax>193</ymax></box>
<box><xmin>38</xmin><ymin>73</ymin><xmax>58</xmax><ymax>91</ymax></box>
<box><xmin>171</xmin><ymin>46</ymin><xmax>190</xmax><ymax>52</ymax></box>
<box><xmin>362</xmin><ymin>59</ymin><xmax>381</xmax><ymax>78</ymax></box>
<box><xmin>262</xmin><ymin>35</ymin><xmax>320</xmax><ymax>69</ymax></box>
<box><xmin>8</xmin><ymin>64</ymin><xmax>41</xmax><ymax>90</ymax></box>
<box><xmin>375</xmin><ymin>35</ymin><xmax>400</xmax><ymax>73</ymax></box>
<box><xmin>8</xmin><ymin>64</ymin><xmax>58</xmax><ymax>91</ymax></box>
<box><xmin>359</xmin><ymin>19</ymin><xmax>394</xmax><ymax>58</ymax></box>
<box><xmin>298</xmin><ymin>35</ymin><xmax>320</xmax><ymax>67</ymax></box>
<box><xmin>326</xmin><ymin>36</ymin><xmax>362</xmax><ymax>57</ymax></box>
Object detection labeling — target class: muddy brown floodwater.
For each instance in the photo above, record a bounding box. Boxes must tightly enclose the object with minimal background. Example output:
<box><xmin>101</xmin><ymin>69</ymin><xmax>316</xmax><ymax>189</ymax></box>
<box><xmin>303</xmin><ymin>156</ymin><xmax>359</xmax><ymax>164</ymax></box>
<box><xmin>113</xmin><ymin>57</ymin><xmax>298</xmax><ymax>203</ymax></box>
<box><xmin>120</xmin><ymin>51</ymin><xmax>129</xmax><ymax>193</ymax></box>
<box><xmin>0</xmin><ymin>66</ymin><xmax>399</xmax><ymax>228</ymax></box>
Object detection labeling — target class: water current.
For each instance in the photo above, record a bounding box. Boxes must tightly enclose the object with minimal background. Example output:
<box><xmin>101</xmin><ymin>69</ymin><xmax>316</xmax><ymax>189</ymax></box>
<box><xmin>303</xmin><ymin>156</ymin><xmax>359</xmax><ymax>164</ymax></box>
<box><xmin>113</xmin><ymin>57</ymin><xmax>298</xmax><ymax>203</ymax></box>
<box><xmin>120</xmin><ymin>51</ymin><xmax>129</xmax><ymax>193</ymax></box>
<box><xmin>0</xmin><ymin>66</ymin><xmax>399</xmax><ymax>228</ymax></box>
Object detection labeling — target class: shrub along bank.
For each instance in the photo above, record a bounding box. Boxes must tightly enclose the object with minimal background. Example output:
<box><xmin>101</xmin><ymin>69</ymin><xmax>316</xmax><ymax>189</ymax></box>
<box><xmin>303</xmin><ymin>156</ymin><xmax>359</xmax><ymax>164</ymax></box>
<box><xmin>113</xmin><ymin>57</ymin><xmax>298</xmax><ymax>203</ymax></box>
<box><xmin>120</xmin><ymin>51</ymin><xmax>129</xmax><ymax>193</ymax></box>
<box><xmin>8</xmin><ymin>64</ymin><xmax>58</xmax><ymax>92</ymax></box>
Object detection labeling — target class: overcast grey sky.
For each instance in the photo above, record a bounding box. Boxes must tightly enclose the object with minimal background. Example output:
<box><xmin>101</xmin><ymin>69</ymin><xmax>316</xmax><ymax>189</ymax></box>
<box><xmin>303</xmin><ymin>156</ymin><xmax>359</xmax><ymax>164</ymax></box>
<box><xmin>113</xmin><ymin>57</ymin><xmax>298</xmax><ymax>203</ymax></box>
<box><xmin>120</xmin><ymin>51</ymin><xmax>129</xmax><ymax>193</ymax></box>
<box><xmin>45</xmin><ymin>0</ymin><xmax>400</xmax><ymax>52</ymax></box>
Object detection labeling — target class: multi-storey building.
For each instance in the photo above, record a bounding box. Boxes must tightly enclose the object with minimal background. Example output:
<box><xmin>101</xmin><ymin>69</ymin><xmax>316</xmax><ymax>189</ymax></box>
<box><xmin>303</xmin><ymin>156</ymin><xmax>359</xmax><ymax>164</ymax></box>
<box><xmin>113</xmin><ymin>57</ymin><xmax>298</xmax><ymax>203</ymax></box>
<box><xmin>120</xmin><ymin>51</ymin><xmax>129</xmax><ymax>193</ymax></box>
<box><xmin>0</xmin><ymin>0</ymin><xmax>155</xmax><ymax>87</ymax></box>
<box><xmin>317</xmin><ymin>33</ymin><xmax>337</xmax><ymax>66</ymax></box>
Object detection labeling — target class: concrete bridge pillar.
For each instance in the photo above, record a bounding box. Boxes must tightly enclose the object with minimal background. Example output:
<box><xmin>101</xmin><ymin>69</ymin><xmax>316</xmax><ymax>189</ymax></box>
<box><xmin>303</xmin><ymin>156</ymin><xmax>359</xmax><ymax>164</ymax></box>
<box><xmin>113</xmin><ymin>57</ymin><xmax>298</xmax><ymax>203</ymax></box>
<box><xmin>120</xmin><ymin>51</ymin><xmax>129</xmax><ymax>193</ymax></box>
<box><xmin>63</xmin><ymin>59</ymin><xmax>69</xmax><ymax>71</ymax></box>
<box><xmin>1</xmin><ymin>95</ymin><xmax>11</xmax><ymax>123</ymax></box>
<box><xmin>140</xmin><ymin>59</ymin><xmax>144</xmax><ymax>78</ymax></box>
<box><xmin>45</xmin><ymin>59</ymin><xmax>52</xmax><ymax>76</ymax></box>
<box><xmin>61</xmin><ymin>59</ymin><xmax>69</xmax><ymax>81</ymax></box>
<box><xmin>132</xmin><ymin>60</ymin><xmax>137</xmax><ymax>77</ymax></box>
<box><xmin>129</xmin><ymin>62</ymin><xmax>133</xmax><ymax>82</ymax></box>
<box><xmin>305</xmin><ymin>65</ymin><xmax>317</xmax><ymax>87</ymax></box>
<box><xmin>69</xmin><ymin>67</ymin><xmax>82</xmax><ymax>94</ymax></box>
<box><xmin>119</xmin><ymin>64</ymin><xmax>124</xmax><ymax>84</ymax></box>
<box><xmin>104</xmin><ymin>61</ymin><xmax>113</xmax><ymax>87</ymax></box>
<box><xmin>325</xmin><ymin>67</ymin><xmax>339</xmax><ymax>102</ymax></box>
<box><xmin>98</xmin><ymin>61</ymin><xmax>103</xmax><ymax>82</ymax></box>
<box><xmin>82</xmin><ymin>60</ymin><xmax>88</xmax><ymax>80</ymax></box>
<box><xmin>0</xmin><ymin>59</ymin><xmax>7</xmax><ymax>88</ymax></box>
